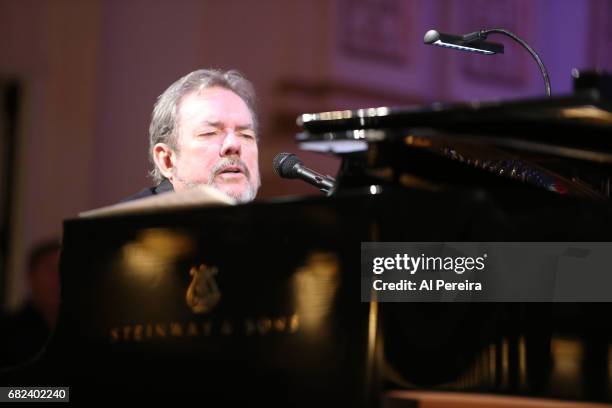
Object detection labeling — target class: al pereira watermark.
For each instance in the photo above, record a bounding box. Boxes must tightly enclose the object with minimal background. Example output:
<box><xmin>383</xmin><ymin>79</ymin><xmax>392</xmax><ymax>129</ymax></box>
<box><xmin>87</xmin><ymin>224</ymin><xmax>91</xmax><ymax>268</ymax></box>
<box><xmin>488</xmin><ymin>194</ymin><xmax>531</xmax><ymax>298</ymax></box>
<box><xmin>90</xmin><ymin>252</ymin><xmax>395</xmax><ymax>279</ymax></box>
<box><xmin>361</xmin><ymin>242</ymin><xmax>612</xmax><ymax>302</ymax></box>
<box><xmin>370</xmin><ymin>252</ymin><xmax>485</xmax><ymax>293</ymax></box>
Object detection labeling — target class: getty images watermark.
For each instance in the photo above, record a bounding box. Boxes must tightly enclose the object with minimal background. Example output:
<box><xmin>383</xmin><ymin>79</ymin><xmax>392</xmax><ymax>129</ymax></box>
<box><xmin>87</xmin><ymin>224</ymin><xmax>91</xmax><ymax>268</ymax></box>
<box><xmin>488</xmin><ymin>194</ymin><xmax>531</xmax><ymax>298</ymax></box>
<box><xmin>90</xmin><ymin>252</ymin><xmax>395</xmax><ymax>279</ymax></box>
<box><xmin>361</xmin><ymin>242</ymin><xmax>612</xmax><ymax>302</ymax></box>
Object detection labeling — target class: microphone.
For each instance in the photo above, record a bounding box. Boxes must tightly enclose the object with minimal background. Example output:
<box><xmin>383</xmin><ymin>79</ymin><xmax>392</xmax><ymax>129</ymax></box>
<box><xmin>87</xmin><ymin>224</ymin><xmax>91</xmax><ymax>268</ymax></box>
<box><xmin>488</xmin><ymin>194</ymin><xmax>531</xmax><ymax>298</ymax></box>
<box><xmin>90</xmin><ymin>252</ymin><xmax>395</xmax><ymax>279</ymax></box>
<box><xmin>273</xmin><ymin>152</ymin><xmax>336</xmax><ymax>194</ymax></box>
<box><xmin>424</xmin><ymin>28</ymin><xmax>551</xmax><ymax>97</ymax></box>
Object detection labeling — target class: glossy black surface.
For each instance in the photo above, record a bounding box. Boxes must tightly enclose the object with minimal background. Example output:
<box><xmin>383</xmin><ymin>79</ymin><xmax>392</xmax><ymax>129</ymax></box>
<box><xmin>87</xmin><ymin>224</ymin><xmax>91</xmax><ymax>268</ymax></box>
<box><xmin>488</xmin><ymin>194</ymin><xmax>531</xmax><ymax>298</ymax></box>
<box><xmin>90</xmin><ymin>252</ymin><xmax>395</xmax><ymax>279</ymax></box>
<box><xmin>4</xmin><ymin>187</ymin><xmax>612</xmax><ymax>404</ymax></box>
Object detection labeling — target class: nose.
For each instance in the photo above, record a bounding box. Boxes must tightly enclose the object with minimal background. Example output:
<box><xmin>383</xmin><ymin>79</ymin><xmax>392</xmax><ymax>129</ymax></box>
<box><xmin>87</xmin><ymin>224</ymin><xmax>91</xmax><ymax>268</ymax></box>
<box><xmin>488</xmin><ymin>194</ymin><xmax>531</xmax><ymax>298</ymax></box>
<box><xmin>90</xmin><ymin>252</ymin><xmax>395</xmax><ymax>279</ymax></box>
<box><xmin>219</xmin><ymin>130</ymin><xmax>242</xmax><ymax>157</ymax></box>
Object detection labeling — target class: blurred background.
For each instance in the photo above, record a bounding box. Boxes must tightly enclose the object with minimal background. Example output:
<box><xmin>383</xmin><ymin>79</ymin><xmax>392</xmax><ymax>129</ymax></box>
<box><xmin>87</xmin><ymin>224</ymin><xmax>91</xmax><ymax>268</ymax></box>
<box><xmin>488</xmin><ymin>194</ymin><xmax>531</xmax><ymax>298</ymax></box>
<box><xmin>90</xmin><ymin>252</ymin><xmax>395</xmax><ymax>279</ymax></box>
<box><xmin>0</xmin><ymin>0</ymin><xmax>610</xmax><ymax>313</ymax></box>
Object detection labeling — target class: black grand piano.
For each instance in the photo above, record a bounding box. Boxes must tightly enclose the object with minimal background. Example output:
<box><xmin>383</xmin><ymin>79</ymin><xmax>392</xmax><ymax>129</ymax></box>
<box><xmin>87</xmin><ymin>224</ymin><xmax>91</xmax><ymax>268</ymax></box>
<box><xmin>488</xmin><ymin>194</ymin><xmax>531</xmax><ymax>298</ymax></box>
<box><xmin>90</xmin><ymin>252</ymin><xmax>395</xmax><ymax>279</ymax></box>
<box><xmin>3</xmin><ymin>72</ymin><xmax>612</xmax><ymax>406</ymax></box>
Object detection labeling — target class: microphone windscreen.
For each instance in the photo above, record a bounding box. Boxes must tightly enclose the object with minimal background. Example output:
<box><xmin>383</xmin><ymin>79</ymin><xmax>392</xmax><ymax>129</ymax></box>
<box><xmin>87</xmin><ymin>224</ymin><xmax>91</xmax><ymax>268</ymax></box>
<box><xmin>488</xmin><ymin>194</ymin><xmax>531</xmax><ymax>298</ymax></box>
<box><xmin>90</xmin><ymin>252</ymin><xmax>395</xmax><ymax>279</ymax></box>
<box><xmin>273</xmin><ymin>152</ymin><xmax>303</xmax><ymax>178</ymax></box>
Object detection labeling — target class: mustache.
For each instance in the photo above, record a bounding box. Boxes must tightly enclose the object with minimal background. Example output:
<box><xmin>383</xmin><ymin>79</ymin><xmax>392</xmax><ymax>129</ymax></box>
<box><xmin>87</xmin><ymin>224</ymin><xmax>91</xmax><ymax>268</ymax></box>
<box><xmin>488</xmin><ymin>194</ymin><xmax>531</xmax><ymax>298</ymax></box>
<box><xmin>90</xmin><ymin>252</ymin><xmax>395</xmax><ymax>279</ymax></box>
<box><xmin>211</xmin><ymin>157</ymin><xmax>251</xmax><ymax>179</ymax></box>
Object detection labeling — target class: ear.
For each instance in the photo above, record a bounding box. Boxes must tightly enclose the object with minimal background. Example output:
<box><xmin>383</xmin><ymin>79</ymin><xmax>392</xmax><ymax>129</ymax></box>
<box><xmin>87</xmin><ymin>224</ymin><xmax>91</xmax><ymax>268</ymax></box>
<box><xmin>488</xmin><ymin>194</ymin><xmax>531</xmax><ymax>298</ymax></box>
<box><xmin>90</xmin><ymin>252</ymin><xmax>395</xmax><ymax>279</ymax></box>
<box><xmin>153</xmin><ymin>143</ymin><xmax>176</xmax><ymax>180</ymax></box>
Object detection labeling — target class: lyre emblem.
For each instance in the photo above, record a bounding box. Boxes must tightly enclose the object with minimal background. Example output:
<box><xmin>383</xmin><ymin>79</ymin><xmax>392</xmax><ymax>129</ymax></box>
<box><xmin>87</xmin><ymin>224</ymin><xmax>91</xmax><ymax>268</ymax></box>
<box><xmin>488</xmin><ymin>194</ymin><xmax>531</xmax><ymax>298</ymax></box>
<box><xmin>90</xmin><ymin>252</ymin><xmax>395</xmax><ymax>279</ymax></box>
<box><xmin>185</xmin><ymin>264</ymin><xmax>221</xmax><ymax>314</ymax></box>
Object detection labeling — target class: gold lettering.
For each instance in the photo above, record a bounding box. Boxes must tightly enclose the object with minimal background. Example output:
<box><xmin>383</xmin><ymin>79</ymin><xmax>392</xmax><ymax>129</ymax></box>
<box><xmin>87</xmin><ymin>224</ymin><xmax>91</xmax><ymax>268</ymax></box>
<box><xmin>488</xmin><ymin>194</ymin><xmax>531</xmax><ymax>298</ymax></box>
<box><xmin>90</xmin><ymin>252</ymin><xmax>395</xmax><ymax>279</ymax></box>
<box><xmin>155</xmin><ymin>323</ymin><xmax>167</xmax><ymax>337</ymax></box>
<box><xmin>202</xmin><ymin>321</ymin><xmax>212</xmax><ymax>336</ymax></box>
<box><xmin>110</xmin><ymin>328</ymin><xmax>120</xmax><ymax>342</ymax></box>
<box><xmin>244</xmin><ymin>319</ymin><xmax>256</xmax><ymax>335</ymax></box>
<box><xmin>108</xmin><ymin>315</ymin><xmax>301</xmax><ymax>343</ymax></box>
<box><xmin>273</xmin><ymin>317</ymin><xmax>287</xmax><ymax>332</ymax></box>
<box><xmin>123</xmin><ymin>326</ymin><xmax>132</xmax><ymax>341</ymax></box>
<box><xmin>257</xmin><ymin>318</ymin><xmax>272</xmax><ymax>334</ymax></box>
<box><xmin>170</xmin><ymin>322</ymin><xmax>183</xmax><ymax>337</ymax></box>
<box><xmin>187</xmin><ymin>322</ymin><xmax>199</xmax><ymax>336</ymax></box>
<box><xmin>289</xmin><ymin>314</ymin><xmax>300</xmax><ymax>333</ymax></box>
<box><xmin>221</xmin><ymin>320</ymin><xmax>233</xmax><ymax>335</ymax></box>
<box><xmin>134</xmin><ymin>325</ymin><xmax>144</xmax><ymax>342</ymax></box>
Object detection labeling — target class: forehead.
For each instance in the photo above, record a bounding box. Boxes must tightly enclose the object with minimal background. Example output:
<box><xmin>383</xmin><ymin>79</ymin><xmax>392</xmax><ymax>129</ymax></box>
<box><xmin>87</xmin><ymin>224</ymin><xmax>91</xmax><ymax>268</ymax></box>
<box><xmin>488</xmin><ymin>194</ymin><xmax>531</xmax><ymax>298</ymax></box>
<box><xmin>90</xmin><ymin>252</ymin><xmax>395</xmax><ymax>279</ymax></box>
<box><xmin>177</xmin><ymin>86</ymin><xmax>253</xmax><ymax>127</ymax></box>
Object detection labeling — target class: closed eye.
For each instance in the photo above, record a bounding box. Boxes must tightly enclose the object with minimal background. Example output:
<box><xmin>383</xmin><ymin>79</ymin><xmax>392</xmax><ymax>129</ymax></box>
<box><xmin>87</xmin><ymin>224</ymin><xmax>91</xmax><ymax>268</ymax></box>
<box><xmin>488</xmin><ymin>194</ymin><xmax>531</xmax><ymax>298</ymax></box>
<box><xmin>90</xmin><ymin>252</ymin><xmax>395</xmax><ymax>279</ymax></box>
<box><xmin>198</xmin><ymin>130</ymin><xmax>219</xmax><ymax>137</ymax></box>
<box><xmin>240</xmin><ymin>131</ymin><xmax>256</xmax><ymax>139</ymax></box>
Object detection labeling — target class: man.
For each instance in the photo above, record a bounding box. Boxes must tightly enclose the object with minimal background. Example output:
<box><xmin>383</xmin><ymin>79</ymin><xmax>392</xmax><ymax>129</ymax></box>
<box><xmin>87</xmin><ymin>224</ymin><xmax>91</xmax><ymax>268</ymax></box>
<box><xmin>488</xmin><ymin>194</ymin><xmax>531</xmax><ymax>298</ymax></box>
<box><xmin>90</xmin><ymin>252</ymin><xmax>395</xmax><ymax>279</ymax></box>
<box><xmin>127</xmin><ymin>69</ymin><xmax>261</xmax><ymax>203</ymax></box>
<box><xmin>0</xmin><ymin>240</ymin><xmax>61</xmax><ymax>367</ymax></box>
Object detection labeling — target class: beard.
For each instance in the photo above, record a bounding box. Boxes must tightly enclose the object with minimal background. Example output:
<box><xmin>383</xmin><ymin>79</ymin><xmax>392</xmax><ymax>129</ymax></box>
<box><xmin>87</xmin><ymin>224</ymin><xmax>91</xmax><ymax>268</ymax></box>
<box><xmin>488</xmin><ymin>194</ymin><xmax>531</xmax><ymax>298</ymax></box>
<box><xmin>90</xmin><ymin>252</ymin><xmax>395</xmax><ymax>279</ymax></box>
<box><xmin>174</xmin><ymin>156</ymin><xmax>260</xmax><ymax>203</ymax></box>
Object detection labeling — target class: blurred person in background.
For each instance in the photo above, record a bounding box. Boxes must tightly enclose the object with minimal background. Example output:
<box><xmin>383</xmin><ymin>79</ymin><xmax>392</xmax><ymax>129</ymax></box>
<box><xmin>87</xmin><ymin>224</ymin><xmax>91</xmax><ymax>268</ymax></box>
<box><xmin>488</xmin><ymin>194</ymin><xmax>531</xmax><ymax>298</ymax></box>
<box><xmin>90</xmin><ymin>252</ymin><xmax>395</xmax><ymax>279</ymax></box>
<box><xmin>0</xmin><ymin>239</ymin><xmax>61</xmax><ymax>367</ymax></box>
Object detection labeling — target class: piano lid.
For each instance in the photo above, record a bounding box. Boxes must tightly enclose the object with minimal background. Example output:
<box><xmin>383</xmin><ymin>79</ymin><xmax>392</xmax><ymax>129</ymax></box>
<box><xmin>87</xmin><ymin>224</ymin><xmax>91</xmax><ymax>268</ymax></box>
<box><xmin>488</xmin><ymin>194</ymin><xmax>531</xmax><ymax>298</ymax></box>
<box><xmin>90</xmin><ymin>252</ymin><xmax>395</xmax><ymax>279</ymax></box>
<box><xmin>296</xmin><ymin>72</ymin><xmax>612</xmax><ymax>163</ymax></box>
<box><xmin>297</xmin><ymin>94</ymin><xmax>612</xmax><ymax>131</ymax></box>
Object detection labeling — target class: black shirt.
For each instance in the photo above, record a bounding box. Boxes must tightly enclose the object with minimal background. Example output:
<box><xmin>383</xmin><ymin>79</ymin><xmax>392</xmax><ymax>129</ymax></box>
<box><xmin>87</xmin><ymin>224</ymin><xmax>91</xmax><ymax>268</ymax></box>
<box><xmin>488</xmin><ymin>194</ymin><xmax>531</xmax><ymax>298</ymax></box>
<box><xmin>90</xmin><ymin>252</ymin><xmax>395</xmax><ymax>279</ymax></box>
<box><xmin>122</xmin><ymin>179</ymin><xmax>174</xmax><ymax>202</ymax></box>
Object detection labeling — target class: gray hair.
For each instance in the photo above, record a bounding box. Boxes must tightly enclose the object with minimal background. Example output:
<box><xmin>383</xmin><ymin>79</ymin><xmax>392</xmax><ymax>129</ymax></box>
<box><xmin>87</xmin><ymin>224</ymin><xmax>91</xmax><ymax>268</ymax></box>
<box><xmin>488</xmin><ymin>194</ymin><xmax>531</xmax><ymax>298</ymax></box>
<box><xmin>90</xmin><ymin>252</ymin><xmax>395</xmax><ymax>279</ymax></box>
<box><xmin>148</xmin><ymin>69</ymin><xmax>258</xmax><ymax>183</ymax></box>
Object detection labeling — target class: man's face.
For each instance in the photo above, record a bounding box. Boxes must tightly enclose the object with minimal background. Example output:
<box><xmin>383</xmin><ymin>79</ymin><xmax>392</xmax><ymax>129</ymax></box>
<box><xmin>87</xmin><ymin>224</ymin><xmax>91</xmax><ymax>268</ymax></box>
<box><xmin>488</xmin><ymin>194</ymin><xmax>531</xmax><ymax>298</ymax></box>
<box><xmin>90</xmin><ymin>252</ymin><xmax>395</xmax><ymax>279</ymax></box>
<box><xmin>170</xmin><ymin>86</ymin><xmax>260</xmax><ymax>202</ymax></box>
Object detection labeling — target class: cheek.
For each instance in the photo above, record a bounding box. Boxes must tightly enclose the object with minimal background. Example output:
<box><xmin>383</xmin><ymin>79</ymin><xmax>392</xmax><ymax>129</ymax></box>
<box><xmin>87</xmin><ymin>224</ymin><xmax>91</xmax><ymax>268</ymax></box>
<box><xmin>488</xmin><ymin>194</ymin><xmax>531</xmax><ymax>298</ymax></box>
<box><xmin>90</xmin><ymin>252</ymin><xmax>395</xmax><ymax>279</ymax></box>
<box><xmin>178</xmin><ymin>145</ymin><xmax>218</xmax><ymax>174</ymax></box>
<box><xmin>244</xmin><ymin>146</ymin><xmax>260</xmax><ymax>169</ymax></box>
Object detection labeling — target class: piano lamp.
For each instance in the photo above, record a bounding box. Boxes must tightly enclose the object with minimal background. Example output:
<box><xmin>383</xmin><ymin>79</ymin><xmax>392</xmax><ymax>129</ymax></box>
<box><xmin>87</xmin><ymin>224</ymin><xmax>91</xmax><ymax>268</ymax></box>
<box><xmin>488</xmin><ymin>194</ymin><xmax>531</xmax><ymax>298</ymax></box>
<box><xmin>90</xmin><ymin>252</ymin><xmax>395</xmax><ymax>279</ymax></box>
<box><xmin>424</xmin><ymin>28</ymin><xmax>551</xmax><ymax>97</ymax></box>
